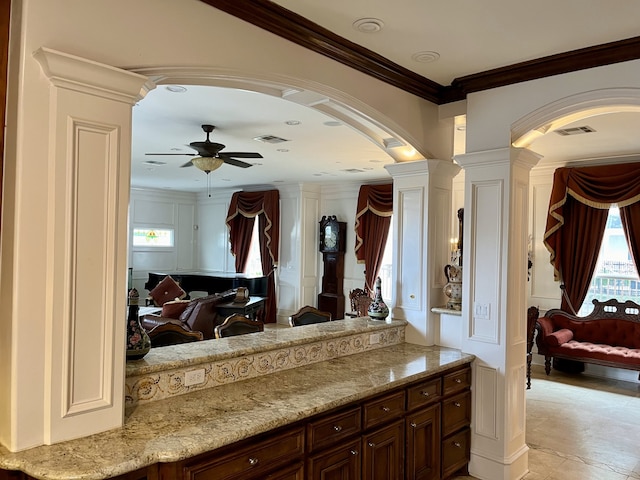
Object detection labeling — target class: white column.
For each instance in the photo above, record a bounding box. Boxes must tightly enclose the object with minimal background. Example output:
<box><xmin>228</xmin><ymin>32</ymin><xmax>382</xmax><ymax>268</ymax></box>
<box><xmin>29</xmin><ymin>48</ymin><xmax>149</xmax><ymax>446</ymax></box>
<box><xmin>385</xmin><ymin>160</ymin><xmax>460</xmax><ymax>345</ymax></box>
<box><xmin>455</xmin><ymin>147</ymin><xmax>540</xmax><ymax>479</ymax></box>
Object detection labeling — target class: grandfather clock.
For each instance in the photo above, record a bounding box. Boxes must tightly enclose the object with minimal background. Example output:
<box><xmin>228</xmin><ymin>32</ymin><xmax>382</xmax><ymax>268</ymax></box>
<box><xmin>318</xmin><ymin>215</ymin><xmax>346</xmax><ymax>320</ymax></box>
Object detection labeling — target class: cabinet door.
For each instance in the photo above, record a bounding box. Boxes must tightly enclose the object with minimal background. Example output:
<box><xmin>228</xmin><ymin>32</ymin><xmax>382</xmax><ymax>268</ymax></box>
<box><xmin>264</xmin><ymin>461</ymin><xmax>304</xmax><ymax>480</ymax></box>
<box><xmin>406</xmin><ymin>404</ymin><xmax>441</xmax><ymax>480</ymax></box>
<box><xmin>308</xmin><ymin>438</ymin><xmax>360</xmax><ymax>480</ymax></box>
<box><xmin>362</xmin><ymin>420</ymin><xmax>404</xmax><ymax>480</ymax></box>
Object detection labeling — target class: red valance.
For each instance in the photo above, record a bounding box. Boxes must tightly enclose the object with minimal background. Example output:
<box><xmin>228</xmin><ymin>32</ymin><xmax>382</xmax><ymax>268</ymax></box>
<box><xmin>354</xmin><ymin>183</ymin><xmax>393</xmax><ymax>262</ymax></box>
<box><xmin>544</xmin><ymin>162</ymin><xmax>640</xmax><ymax>282</ymax></box>
<box><xmin>226</xmin><ymin>190</ymin><xmax>280</xmax><ymax>266</ymax></box>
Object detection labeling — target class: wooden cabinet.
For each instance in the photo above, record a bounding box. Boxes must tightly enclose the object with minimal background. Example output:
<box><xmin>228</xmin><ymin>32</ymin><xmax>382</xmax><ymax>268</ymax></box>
<box><xmin>362</xmin><ymin>420</ymin><xmax>404</xmax><ymax>480</ymax></box>
<box><xmin>1</xmin><ymin>363</ymin><xmax>472</xmax><ymax>480</ymax></box>
<box><xmin>168</xmin><ymin>426</ymin><xmax>304</xmax><ymax>480</ymax></box>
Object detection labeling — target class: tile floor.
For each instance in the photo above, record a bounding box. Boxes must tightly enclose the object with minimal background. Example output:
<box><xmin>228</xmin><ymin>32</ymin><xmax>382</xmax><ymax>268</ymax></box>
<box><xmin>452</xmin><ymin>364</ymin><xmax>640</xmax><ymax>480</ymax></box>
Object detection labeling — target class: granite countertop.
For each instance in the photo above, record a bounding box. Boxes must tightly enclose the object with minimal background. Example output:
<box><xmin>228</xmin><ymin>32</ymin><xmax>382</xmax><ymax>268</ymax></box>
<box><xmin>127</xmin><ymin>317</ymin><xmax>408</xmax><ymax>376</ymax></box>
<box><xmin>0</xmin><ymin>343</ymin><xmax>474</xmax><ymax>480</ymax></box>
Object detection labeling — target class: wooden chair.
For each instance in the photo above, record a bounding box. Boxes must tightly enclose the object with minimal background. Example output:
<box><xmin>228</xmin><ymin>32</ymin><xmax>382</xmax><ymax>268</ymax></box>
<box><xmin>214</xmin><ymin>314</ymin><xmax>264</xmax><ymax>338</ymax></box>
<box><xmin>526</xmin><ymin>305</ymin><xmax>540</xmax><ymax>389</ymax></box>
<box><xmin>289</xmin><ymin>306</ymin><xmax>332</xmax><ymax>326</ymax></box>
<box><xmin>349</xmin><ymin>288</ymin><xmax>372</xmax><ymax>317</ymax></box>
<box><xmin>146</xmin><ymin>321</ymin><xmax>204</xmax><ymax>347</ymax></box>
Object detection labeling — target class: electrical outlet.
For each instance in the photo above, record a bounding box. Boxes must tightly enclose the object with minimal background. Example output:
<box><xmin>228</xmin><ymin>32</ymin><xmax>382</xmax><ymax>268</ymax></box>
<box><xmin>184</xmin><ymin>368</ymin><xmax>205</xmax><ymax>387</ymax></box>
<box><xmin>369</xmin><ymin>333</ymin><xmax>381</xmax><ymax>345</ymax></box>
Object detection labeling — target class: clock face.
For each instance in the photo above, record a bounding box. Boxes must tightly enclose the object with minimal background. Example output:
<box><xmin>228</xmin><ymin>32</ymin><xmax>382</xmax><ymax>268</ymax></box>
<box><xmin>324</xmin><ymin>226</ymin><xmax>337</xmax><ymax>249</ymax></box>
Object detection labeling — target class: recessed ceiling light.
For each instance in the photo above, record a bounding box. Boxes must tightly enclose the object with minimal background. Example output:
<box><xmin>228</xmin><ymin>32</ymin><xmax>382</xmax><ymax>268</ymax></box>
<box><xmin>353</xmin><ymin>18</ymin><xmax>384</xmax><ymax>33</ymax></box>
<box><xmin>221</xmin><ymin>178</ymin><xmax>231</xmax><ymax>182</ymax></box>
<box><xmin>165</xmin><ymin>85</ymin><xmax>187</xmax><ymax>93</ymax></box>
<box><xmin>277</xmin><ymin>148</ymin><xmax>289</xmax><ymax>152</ymax></box>
<box><xmin>285</xmin><ymin>120</ymin><xmax>301</xmax><ymax>126</ymax></box>
<box><xmin>369</xmin><ymin>159</ymin><xmax>383</xmax><ymax>163</ymax></box>
<box><xmin>411</xmin><ymin>51</ymin><xmax>440</xmax><ymax>64</ymax></box>
<box><xmin>323</xmin><ymin>121</ymin><xmax>343</xmax><ymax>127</ymax></box>
<box><xmin>143</xmin><ymin>160</ymin><xmax>167</xmax><ymax>166</ymax></box>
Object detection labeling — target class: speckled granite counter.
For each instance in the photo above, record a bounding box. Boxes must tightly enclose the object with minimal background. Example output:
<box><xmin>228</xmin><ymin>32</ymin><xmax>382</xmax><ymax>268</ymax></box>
<box><xmin>126</xmin><ymin>317</ymin><xmax>407</xmax><ymax>405</ymax></box>
<box><xmin>0</xmin><ymin>343</ymin><xmax>474</xmax><ymax>480</ymax></box>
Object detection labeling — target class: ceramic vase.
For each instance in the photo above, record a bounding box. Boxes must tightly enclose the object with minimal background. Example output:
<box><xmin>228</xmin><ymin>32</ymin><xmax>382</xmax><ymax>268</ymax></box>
<box><xmin>443</xmin><ymin>264</ymin><xmax>462</xmax><ymax>310</ymax></box>
<box><xmin>367</xmin><ymin>276</ymin><xmax>390</xmax><ymax>320</ymax></box>
<box><xmin>126</xmin><ymin>288</ymin><xmax>151</xmax><ymax>360</ymax></box>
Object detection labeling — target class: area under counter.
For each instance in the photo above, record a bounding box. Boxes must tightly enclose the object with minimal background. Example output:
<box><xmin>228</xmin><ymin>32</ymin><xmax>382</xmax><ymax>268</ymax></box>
<box><xmin>0</xmin><ymin>343</ymin><xmax>474</xmax><ymax>480</ymax></box>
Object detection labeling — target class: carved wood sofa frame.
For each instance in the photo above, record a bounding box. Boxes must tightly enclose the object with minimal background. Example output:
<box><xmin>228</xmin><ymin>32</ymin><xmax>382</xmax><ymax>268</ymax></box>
<box><xmin>535</xmin><ymin>299</ymin><xmax>640</xmax><ymax>381</ymax></box>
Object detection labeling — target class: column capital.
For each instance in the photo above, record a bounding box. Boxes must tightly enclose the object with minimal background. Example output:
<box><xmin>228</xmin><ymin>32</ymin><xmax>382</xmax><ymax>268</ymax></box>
<box><xmin>455</xmin><ymin>147</ymin><xmax>541</xmax><ymax>171</ymax></box>
<box><xmin>385</xmin><ymin>159</ymin><xmax>460</xmax><ymax>180</ymax></box>
<box><xmin>33</xmin><ymin>47</ymin><xmax>151</xmax><ymax>104</ymax></box>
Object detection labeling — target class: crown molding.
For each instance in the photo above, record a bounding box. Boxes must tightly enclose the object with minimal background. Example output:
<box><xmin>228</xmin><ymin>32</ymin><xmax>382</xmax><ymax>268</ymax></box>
<box><xmin>200</xmin><ymin>1</ymin><xmax>640</xmax><ymax>105</ymax></box>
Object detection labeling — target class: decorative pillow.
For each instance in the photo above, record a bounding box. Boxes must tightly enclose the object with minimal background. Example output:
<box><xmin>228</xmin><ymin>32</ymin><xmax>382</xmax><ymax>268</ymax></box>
<box><xmin>149</xmin><ymin>275</ymin><xmax>186</xmax><ymax>306</ymax></box>
<box><xmin>547</xmin><ymin>328</ymin><xmax>574</xmax><ymax>346</ymax></box>
<box><xmin>161</xmin><ymin>299</ymin><xmax>191</xmax><ymax>319</ymax></box>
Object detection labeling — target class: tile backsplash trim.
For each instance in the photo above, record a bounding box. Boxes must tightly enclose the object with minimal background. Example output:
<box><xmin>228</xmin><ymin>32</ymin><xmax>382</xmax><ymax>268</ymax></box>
<box><xmin>126</xmin><ymin>325</ymin><xmax>405</xmax><ymax>406</ymax></box>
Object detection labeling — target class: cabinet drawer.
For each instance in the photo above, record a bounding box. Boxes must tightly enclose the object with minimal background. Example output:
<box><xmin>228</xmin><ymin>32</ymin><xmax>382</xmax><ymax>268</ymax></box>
<box><xmin>443</xmin><ymin>367</ymin><xmax>471</xmax><ymax>396</ymax></box>
<box><xmin>407</xmin><ymin>377</ymin><xmax>441</xmax><ymax>410</ymax></box>
<box><xmin>442</xmin><ymin>428</ymin><xmax>470</xmax><ymax>479</ymax></box>
<box><xmin>442</xmin><ymin>391</ymin><xmax>471</xmax><ymax>437</ymax></box>
<box><xmin>362</xmin><ymin>390</ymin><xmax>405</xmax><ymax>430</ymax></box>
<box><xmin>182</xmin><ymin>426</ymin><xmax>304</xmax><ymax>480</ymax></box>
<box><xmin>307</xmin><ymin>406</ymin><xmax>361</xmax><ymax>452</ymax></box>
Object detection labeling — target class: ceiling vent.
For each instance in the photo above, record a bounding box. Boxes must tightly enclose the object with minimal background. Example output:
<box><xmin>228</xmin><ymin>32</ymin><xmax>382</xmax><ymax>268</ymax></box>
<box><xmin>253</xmin><ymin>135</ymin><xmax>290</xmax><ymax>144</ymax></box>
<box><xmin>554</xmin><ymin>126</ymin><xmax>596</xmax><ymax>136</ymax></box>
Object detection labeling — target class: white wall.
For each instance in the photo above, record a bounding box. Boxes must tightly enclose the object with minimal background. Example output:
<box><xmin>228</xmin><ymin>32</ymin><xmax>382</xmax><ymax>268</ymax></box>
<box><xmin>129</xmin><ymin>188</ymin><xmax>198</xmax><ymax>295</ymax></box>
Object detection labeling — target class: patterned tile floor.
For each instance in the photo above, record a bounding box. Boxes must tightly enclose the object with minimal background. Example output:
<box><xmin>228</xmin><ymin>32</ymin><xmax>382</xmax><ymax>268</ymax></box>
<box><xmin>452</xmin><ymin>365</ymin><xmax>640</xmax><ymax>480</ymax></box>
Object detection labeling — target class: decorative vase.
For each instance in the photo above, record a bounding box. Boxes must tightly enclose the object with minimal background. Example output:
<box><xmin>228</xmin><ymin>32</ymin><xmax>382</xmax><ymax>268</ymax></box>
<box><xmin>126</xmin><ymin>288</ymin><xmax>151</xmax><ymax>360</ymax></box>
<box><xmin>367</xmin><ymin>276</ymin><xmax>390</xmax><ymax>320</ymax></box>
<box><xmin>443</xmin><ymin>264</ymin><xmax>462</xmax><ymax>310</ymax></box>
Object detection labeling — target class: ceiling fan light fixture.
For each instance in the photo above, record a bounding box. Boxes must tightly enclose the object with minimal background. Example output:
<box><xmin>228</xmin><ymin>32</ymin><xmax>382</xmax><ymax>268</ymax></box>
<box><xmin>192</xmin><ymin>156</ymin><xmax>224</xmax><ymax>173</ymax></box>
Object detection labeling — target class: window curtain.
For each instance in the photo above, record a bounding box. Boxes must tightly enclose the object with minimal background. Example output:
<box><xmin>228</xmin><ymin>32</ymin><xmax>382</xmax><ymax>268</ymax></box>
<box><xmin>354</xmin><ymin>183</ymin><xmax>393</xmax><ymax>294</ymax></box>
<box><xmin>226</xmin><ymin>190</ymin><xmax>280</xmax><ymax>323</ymax></box>
<box><xmin>543</xmin><ymin>162</ymin><xmax>640</xmax><ymax>313</ymax></box>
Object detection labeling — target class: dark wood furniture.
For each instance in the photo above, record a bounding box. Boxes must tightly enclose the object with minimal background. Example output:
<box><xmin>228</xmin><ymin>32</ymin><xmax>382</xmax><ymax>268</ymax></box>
<box><xmin>289</xmin><ymin>306</ymin><xmax>332</xmax><ymax>327</ymax></box>
<box><xmin>526</xmin><ymin>306</ymin><xmax>539</xmax><ymax>389</ymax></box>
<box><xmin>144</xmin><ymin>271</ymin><xmax>268</xmax><ymax>298</ymax></box>
<box><xmin>215</xmin><ymin>296</ymin><xmax>266</xmax><ymax>322</ymax></box>
<box><xmin>318</xmin><ymin>216</ymin><xmax>346</xmax><ymax>320</ymax></box>
<box><xmin>214</xmin><ymin>314</ymin><xmax>264</xmax><ymax>338</ymax></box>
<box><xmin>535</xmin><ymin>299</ymin><xmax>640</xmax><ymax>380</ymax></box>
<box><xmin>46</xmin><ymin>363</ymin><xmax>467</xmax><ymax>480</ymax></box>
<box><xmin>347</xmin><ymin>287</ymin><xmax>372</xmax><ymax>317</ymax></box>
<box><xmin>145</xmin><ymin>322</ymin><xmax>204</xmax><ymax>346</ymax></box>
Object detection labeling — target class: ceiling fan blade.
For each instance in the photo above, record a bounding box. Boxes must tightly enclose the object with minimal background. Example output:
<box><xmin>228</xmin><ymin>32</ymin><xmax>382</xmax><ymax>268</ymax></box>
<box><xmin>219</xmin><ymin>152</ymin><xmax>263</xmax><ymax>159</ymax></box>
<box><xmin>219</xmin><ymin>156</ymin><xmax>254</xmax><ymax>168</ymax></box>
<box><xmin>180</xmin><ymin>160</ymin><xmax>194</xmax><ymax>168</ymax></box>
<box><xmin>145</xmin><ymin>153</ymin><xmax>196</xmax><ymax>156</ymax></box>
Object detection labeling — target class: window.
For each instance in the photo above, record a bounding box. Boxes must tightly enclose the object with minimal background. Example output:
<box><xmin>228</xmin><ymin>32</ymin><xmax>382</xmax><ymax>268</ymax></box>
<box><xmin>378</xmin><ymin>226</ymin><xmax>393</xmax><ymax>302</ymax></box>
<box><xmin>579</xmin><ymin>206</ymin><xmax>640</xmax><ymax>315</ymax></box>
<box><xmin>244</xmin><ymin>221</ymin><xmax>263</xmax><ymax>276</ymax></box>
<box><xmin>132</xmin><ymin>228</ymin><xmax>174</xmax><ymax>247</ymax></box>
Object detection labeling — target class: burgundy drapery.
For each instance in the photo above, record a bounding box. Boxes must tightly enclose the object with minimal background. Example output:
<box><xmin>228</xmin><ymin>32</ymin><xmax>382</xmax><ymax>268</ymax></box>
<box><xmin>226</xmin><ymin>190</ymin><xmax>280</xmax><ymax>323</ymax></box>
<box><xmin>354</xmin><ymin>183</ymin><xmax>393</xmax><ymax>294</ymax></box>
<box><xmin>543</xmin><ymin>162</ymin><xmax>640</xmax><ymax>313</ymax></box>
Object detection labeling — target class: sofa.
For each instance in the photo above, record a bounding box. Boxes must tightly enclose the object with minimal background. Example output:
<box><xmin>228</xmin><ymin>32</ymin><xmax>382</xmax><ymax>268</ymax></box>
<box><xmin>535</xmin><ymin>298</ymin><xmax>640</xmax><ymax>380</ymax></box>
<box><xmin>141</xmin><ymin>289</ymin><xmax>236</xmax><ymax>344</ymax></box>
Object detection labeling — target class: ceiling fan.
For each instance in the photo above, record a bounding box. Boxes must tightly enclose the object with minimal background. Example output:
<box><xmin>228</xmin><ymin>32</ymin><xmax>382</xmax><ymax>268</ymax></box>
<box><xmin>145</xmin><ymin>124</ymin><xmax>263</xmax><ymax>169</ymax></box>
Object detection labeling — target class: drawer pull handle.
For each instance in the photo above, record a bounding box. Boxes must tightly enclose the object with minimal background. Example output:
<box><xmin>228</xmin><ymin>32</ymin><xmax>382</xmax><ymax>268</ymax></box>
<box><xmin>410</xmin><ymin>422</ymin><xmax>417</xmax><ymax>428</ymax></box>
<box><xmin>454</xmin><ymin>402</ymin><xmax>461</xmax><ymax>408</ymax></box>
<box><xmin>333</xmin><ymin>425</ymin><xmax>342</xmax><ymax>432</ymax></box>
<box><xmin>381</xmin><ymin>406</ymin><xmax>391</xmax><ymax>412</ymax></box>
<box><xmin>421</xmin><ymin>391</ymin><xmax>430</xmax><ymax>397</ymax></box>
<box><xmin>248</xmin><ymin>457</ymin><xmax>259</xmax><ymax>466</ymax></box>
<box><xmin>453</xmin><ymin>442</ymin><xmax>462</xmax><ymax>449</ymax></box>
<box><xmin>350</xmin><ymin>450</ymin><xmax>358</xmax><ymax>456</ymax></box>
<box><xmin>368</xmin><ymin>442</ymin><xmax>376</xmax><ymax>448</ymax></box>
<box><xmin>455</xmin><ymin>378</ymin><xmax>462</xmax><ymax>384</ymax></box>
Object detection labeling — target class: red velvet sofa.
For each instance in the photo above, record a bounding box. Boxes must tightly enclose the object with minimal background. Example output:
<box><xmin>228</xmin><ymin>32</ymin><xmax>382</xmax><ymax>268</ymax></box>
<box><xmin>535</xmin><ymin>299</ymin><xmax>640</xmax><ymax>380</ymax></box>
